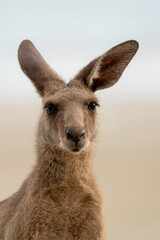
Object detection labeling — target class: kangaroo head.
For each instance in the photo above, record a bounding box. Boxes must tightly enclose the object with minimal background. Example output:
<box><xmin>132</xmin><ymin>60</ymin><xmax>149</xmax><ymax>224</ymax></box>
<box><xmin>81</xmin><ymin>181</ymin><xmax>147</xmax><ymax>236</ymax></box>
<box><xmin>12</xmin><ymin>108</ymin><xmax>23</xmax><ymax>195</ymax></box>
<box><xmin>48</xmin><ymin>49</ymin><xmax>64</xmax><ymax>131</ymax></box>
<box><xmin>18</xmin><ymin>40</ymin><xmax>138</xmax><ymax>153</ymax></box>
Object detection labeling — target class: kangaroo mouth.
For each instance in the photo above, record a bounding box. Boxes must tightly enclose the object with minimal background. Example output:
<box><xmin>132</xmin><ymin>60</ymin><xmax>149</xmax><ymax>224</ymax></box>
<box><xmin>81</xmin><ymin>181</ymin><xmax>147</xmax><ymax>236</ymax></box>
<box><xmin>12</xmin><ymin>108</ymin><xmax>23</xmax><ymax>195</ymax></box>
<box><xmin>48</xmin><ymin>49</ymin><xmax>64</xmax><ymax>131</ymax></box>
<box><xmin>60</xmin><ymin>137</ymin><xmax>90</xmax><ymax>154</ymax></box>
<box><xmin>72</xmin><ymin>147</ymin><xmax>80</xmax><ymax>152</ymax></box>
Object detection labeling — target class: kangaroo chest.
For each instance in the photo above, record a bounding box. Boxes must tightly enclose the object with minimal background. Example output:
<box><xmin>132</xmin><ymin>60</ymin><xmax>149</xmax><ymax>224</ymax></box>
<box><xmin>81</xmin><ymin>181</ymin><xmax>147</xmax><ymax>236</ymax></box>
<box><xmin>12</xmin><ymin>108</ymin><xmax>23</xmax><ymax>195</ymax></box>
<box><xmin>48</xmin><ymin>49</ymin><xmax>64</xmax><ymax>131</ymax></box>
<box><xmin>24</xmin><ymin>185</ymin><xmax>102</xmax><ymax>239</ymax></box>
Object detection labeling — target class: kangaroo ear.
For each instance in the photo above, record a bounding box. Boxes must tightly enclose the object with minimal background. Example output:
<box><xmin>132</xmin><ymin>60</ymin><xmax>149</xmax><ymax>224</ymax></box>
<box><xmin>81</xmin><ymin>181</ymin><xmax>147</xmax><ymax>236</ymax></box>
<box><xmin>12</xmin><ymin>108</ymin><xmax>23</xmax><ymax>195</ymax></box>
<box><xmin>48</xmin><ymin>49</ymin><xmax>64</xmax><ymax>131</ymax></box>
<box><xmin>74</xmin><ymin>40</ymin><xmax>139</xmax><ymax>91</ymax></box>
<box><xmin>18</xmin><ymin>40</ymin><xmax>65</xmax><ymax>96</ymax></box>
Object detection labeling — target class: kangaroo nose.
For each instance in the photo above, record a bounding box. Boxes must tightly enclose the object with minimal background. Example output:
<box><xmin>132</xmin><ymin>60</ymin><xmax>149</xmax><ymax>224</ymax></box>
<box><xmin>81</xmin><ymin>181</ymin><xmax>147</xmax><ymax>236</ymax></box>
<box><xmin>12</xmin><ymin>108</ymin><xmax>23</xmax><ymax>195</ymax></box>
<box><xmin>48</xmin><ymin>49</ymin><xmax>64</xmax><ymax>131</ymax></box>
<box><xmin>65</xmin><ymin>127</ymin><xmax>85</xmax><ymax>143</ymax></box>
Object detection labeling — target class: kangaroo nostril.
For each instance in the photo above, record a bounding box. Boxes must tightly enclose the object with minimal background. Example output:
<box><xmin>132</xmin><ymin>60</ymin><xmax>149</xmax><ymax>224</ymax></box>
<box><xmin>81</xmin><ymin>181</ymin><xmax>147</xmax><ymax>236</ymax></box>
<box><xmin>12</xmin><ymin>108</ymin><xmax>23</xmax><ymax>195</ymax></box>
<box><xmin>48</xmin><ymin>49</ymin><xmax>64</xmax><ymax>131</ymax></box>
<box><xmin>80</xmin><ymin>129</ymin><xmax>85</xmax><ymax>139</ymax></box>
<box><xmin>65</xmin><ymin>128</ymin><xmax>85</xmax><ymax>143</ymax></box>
<box><xmin>66</xmin><ymin>129</ymin><xmax>74</xmax><ymax>141</ymax></box>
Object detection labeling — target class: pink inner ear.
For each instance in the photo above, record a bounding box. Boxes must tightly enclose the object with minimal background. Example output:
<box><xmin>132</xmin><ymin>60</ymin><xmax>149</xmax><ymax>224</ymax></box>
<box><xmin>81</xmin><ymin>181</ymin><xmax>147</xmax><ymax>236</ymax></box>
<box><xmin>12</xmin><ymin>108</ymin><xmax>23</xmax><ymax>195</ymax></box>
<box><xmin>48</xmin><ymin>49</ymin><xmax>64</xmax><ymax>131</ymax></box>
<box><xmin>91</xmin><ymin>58</ymin><xmax>121</xmax><ymax>91</ymax></box>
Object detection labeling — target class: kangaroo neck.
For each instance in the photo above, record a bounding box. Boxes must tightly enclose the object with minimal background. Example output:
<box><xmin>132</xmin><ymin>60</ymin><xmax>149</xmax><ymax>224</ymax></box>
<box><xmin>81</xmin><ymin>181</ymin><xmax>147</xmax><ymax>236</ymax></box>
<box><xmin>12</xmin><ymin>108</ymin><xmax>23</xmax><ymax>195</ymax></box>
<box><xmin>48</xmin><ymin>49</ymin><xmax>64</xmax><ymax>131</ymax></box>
<box><xmin>34</xmin><ymin>139</ymin><xmax>95</xmax><ymax>189</ymax></box>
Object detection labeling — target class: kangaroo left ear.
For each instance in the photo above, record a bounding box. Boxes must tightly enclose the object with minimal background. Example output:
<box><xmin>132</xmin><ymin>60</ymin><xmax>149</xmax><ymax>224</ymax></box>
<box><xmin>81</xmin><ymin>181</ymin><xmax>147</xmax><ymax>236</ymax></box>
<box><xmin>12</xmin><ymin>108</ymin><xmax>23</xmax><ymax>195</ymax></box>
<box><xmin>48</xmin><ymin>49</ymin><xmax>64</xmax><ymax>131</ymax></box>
<box><xmin>18</xmin><ymin>40</ymin><xmax>65</xmax><ymax>97</ymax></box>
<box><xmin>74</xmin><ymin>40</ymin><xmax>139</xmax><ymax>91</ymax></box>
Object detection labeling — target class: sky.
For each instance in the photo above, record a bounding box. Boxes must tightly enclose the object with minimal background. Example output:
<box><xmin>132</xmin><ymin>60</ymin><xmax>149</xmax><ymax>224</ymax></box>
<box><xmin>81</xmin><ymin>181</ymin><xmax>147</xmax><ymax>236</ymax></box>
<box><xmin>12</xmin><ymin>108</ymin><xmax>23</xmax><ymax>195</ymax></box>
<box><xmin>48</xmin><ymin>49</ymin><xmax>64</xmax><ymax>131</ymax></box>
<box><xmin>0</xmin><ymin>0</ymin><xmax>160</xmax><ymax>103</ymax></box>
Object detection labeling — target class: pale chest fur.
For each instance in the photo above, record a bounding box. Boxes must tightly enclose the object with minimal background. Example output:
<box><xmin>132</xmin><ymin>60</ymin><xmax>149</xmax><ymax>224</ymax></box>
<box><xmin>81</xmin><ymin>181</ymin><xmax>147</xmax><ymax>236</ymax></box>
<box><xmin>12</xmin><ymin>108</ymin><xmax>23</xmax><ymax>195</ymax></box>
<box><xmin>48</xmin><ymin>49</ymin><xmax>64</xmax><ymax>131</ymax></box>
<box><xmin>15</xmin><ymin>183</ymin><xmax>104</xmax><ymax>240</ymax></box>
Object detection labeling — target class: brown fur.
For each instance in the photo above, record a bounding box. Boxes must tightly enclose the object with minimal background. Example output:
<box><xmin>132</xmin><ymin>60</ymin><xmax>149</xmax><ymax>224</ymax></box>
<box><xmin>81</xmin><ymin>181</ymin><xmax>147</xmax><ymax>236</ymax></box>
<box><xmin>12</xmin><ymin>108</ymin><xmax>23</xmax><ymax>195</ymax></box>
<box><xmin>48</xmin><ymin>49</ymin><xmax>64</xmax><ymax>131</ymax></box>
<box><xmin>0</xmin><ymin>40</ymin><xmax>138</xmax><ymax>239</ymax></box>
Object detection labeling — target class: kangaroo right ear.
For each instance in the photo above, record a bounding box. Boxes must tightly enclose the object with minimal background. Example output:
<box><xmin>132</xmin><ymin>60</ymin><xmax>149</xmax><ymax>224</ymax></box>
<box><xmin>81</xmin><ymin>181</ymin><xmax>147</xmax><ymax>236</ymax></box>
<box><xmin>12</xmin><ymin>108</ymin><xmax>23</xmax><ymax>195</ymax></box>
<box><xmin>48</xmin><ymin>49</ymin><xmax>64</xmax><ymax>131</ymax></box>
<box><xmin>74</xmin><ymin>40</ymin><xmax>139</xmax><ymax>91</ymax></box>
<box><xmin>18</xmin><ymin>40</ymin><xmax>65</xmax><ymax>96</ymax></box>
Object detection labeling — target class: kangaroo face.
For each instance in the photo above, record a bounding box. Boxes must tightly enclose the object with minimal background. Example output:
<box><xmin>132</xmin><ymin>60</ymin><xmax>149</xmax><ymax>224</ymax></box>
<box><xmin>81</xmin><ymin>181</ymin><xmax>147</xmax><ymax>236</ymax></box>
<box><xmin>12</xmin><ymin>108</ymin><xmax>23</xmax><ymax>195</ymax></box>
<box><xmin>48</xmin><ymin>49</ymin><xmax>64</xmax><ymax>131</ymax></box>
<box><xmin>41</xmin><ymin>84</ymin><xmax>98</xmax><ymax>153</ymax></box>
<box><xmin>18</xmin><ymin>39</ymin><xmax>138</xmax><ymax>153</ymax></box>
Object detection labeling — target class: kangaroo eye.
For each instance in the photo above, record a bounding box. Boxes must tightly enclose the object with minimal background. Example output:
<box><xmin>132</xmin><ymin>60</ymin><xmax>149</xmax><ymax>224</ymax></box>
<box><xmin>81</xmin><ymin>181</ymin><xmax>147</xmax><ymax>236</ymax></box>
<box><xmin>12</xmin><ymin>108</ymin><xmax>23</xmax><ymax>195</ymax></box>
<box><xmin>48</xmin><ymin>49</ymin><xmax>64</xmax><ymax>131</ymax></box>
<box><xmin>88</xmin><ymin>102</ymin><xmax>96</xmax><ymax>113</ymax></box>
<box><xmin>44</xmin><ymin>103</ymin><xmax>57</xmax><ymax>115</ymax></box>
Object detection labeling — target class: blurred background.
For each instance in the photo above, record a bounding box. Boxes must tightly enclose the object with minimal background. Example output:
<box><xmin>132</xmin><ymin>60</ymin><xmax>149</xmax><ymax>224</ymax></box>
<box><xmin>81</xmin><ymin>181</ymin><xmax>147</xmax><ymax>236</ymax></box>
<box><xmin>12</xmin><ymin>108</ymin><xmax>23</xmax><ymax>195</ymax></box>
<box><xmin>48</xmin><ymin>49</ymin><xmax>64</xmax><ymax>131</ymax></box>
<box><xmin>0</xmin><ymin>0</ymin><xmax>160</xmax><ymax>239</ymax></box>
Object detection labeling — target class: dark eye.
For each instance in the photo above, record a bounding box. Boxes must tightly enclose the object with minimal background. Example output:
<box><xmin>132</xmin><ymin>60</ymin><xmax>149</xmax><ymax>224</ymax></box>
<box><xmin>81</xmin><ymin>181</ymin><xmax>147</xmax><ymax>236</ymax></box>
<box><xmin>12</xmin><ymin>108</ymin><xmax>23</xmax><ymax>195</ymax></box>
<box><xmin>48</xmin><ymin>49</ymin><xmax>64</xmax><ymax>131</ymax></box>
<box><xmin>44</xmin><ymin>103</ymin><xmax>57</xmax><ymax>115</ymax></box>
<box><xmin>88</xmin><ymin>102</ymin><xmax>97</xmax><ymax>113</ymax></box>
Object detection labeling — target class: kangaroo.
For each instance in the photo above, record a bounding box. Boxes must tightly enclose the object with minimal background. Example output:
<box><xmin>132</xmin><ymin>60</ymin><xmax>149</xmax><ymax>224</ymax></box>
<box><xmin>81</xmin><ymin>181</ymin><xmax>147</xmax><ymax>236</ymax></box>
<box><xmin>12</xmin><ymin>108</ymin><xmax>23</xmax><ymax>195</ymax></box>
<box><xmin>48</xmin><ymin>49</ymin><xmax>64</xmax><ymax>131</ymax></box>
<box><xmin>0</xmin><ymin>40</ymin><xmax>138</xmax><ymax>239</ymax></box>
